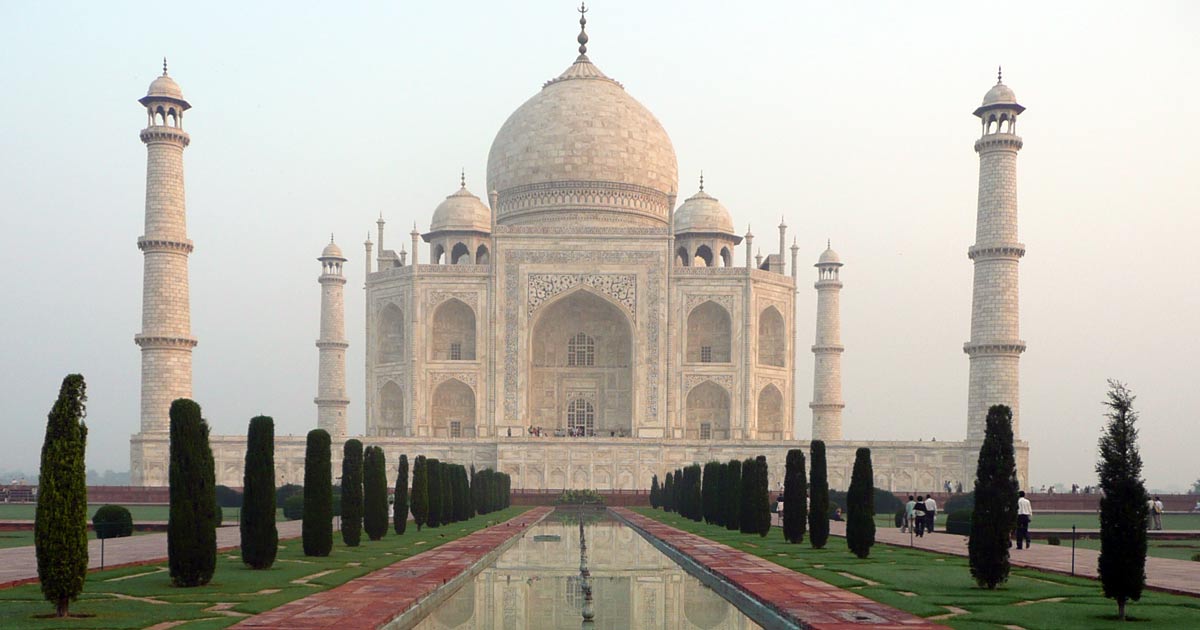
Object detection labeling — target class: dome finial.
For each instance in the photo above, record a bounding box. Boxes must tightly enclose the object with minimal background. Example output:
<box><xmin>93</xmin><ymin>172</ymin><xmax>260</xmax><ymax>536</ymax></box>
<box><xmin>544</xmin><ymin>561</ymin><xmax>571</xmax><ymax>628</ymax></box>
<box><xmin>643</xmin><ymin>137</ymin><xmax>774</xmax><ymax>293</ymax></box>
<box><xmin>827</xmin><ymin>238</ymin><xmax>831</xmax><ymax>248</ymax></box>
<box><xmin>698</xmin><ymin>170</ymin><xmax>704</xmax><ymax>192</ymax></box>
<box><xmin>330</xmin><ymin>232</ymin><xmax>335</xmax><ymax>244</ymax></box>
<box><xmin>162</xmin><ymin>57</ymin><xmax>169</xmax><ymax>76</ymax></box>
<box><xmin>460</xmin><ymin>167</ymin><xmax>466</xmax><ymax>188</ymax></box>
<box><xmin>997</xmin><ymin>65</ymin><xmax>1003</xmax><ymax>84</ymax></box>
<box><xmin>577</xmin><ymin>2</ymin><xmax>589</xmax><ymax>55</ymax></box>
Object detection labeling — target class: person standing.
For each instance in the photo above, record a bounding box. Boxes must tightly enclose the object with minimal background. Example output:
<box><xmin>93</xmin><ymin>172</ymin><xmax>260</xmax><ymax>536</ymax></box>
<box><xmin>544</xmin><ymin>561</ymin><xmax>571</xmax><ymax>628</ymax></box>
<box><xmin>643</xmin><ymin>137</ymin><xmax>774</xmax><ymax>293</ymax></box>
<box><xmin>1016</xmin><ymin>490</ymin><xmax>1033</xmax><ymax>549</ymax></box>
<box><xmin>924</xmin><ymin>494</ymin><xmax>938</xmax><ymax>533</ymax></box>
<box><xmin>913</xmin><ymin>496</ymin><xmax>926</xmax><ymax>537</ymax></box>
<box><xmin>903</xmin><ymin>495</ymin><xmax>916</xmax><ymax>533</ymax></box>
<box><xmin>1152</xmin><ymin>496</ymin><xmax>1164</xmax><ymax>530</ymax></box>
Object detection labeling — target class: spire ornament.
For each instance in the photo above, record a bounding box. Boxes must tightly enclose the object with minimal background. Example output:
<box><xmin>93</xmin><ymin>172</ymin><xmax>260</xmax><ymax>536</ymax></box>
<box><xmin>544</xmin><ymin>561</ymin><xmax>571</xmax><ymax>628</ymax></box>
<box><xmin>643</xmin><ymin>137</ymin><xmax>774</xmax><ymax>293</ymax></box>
<box><xmin>162</xmin><ymin>57</ymin><xmax>168</xmax><ymax>76</ymax></box>
<box><xmin>577</xmin><ymin>2</ymin><xmax>589</xmax><ymax>55</ymax></box>
<box><xmin>460</xmin><ymin>168</ymin><xmax>466</xmax><ymax>188</ymax></box>
<box><xmin>997</xmin><ymin>65</ymin><xmax>1003</xmax><ymax>84</ymax></box>
<box><xmin>699</xmin><ymin>170</ymin><xmax>704</xmax><ymax>192</ymax></box>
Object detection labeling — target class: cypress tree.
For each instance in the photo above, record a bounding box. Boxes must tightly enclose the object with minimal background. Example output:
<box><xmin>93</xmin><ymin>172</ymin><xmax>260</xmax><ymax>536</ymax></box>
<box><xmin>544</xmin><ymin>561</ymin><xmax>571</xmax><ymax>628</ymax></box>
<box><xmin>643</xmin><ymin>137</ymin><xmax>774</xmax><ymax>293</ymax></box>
<box><xmin>364</xmin><ymin>446</ymin><xmax>389</xmax><ymax>540</ymax></box>
<box><xmin>809</xmin><ymin>440</ymin><xmax>830</xmax><ymax>549</ymax></box>
<box><xmin>302</xmin><ymin>429</ymin><xmax>333</xmax><ymax>557</ymax></box>
<box><xmin>724</xmin><ymin>459</ymin><xmax>742</xmax><ymax>531</ymax></box>
<box><xmin>702</xmin><ymin>462</ymin><xmax>718</xmax><ymax>524</ymax></box>
<box><xmin>753</xmin><ymin>456</ymin><xmax>771</xmax><ymax>537</ymax></box>
<box><xmin>650</xmin><ymin>474</ymin><xmax>660</xmax><ymax>509</ymax></box>
<box><xmin>468</xmin><ymin>464</ymin><xmax>477</xmax><ymax>518</ymax></box>
<box><xmin>394</xmin><ymin>454</ymin><xmax>409</xmax><ymax>534</ymax></box>
<box><xmin>675</xmin><ymin>468</ymin><xmax>685</xmax><ymax>515</ymax></box>
<box><xmin>240</xmin><ymin>416</ymin><xmax>277</xmax><ymax>569</ymax></box>
<box><xmin>35</xmin><ymin>374</ymin><xmax>89</xmax><ymax>617</ymax></box>
<box><xmin>1097</xmin><ymin>380</ymin><xmax>1149</xmax><ymax>621</ymax></box>
<box><xmin>426</xmin><ymin>459</ymin><xmax>442</xmax><ymax>528</ymax></box>
<box><xmin>168</xmin><ymin>398</ymin><xmax>217</xmax><ymax>586</ymax></box>
<box><xmin>440</xmin><ymin>461</ymin><xmax>454</xmax><ymax>524</ymax></box>
<box><xmin>739</xmin><ymin>458</ymin><xmax>756</xmax><ymax>533</ymax></box>
<box><xmin>846</xmin><ymin>447</ymin><xmax>875</xmax><ymax>558</ymax></box>
<box><xmin>783</xmin><ymin>449</ymin><xmax>808</xmax><ymax>544</ymax></box>
<box><xmin>687</xmin><ymin>464</ymin><xmax>703</xmax><ymax>521</ymax></box>
<box><xmin>411</xmin><ymin>455</ymin><xmax>429</xmax><ymax>530</ymax></box>
<box><xmin>969</xmin><ymin>405</ymin><xmax>1018</xmax><ymax>588</ymax></box>
<box><xmin>667</xmin><ymin>470</ymin><xmax>676</xmax><ymax>511</ymax></box>
<box><xmin>341</xmin><ymin>439</ymin><xmax>364</xmax><ymax>546</ymax></box>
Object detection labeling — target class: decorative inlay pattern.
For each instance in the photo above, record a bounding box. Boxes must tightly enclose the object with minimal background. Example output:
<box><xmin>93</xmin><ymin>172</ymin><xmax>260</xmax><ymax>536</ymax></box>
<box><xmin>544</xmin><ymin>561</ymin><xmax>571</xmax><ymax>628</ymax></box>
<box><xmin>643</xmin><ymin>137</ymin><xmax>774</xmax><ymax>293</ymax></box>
<box><xmin>429</xmin><ymin>371</ymin><xmax>478</xmax><ymax>391</ymax></box>
<box><xmin>683</xmin><ymin>373</ymin><xmax>734</xmax><ymax>393</ymax></box>
<box><xmin>497</xmin><ymin>180</ymin><xmax>670</xmax><ymax>218</ymax></box>
<box><xmin>527</xmin><ymin>273</ymin><xmax>636</xmax><ymax>318</ymax></box>
<box><xmin>495</xmin><ymin>223</ymin><xmax>669</xmax><ymax>235</ymax></box>
<box><xmin>504</xmin><ymin>250</ymin><xmax>663</xmax><ymax>422</ymax></box>
<box><xmin>426</xmin><ymin>290</ymin><xmax>479</xmax><ymax>311</ymax></box>
<box><xmin>757</xmin><ymin>375</ymin><xmax>787</xmax><ymax>394</ymax></box>
<box><xmin>685</xmin><ymin>294</ymin><xmax>735</xmax><ymax>314</ymax></box>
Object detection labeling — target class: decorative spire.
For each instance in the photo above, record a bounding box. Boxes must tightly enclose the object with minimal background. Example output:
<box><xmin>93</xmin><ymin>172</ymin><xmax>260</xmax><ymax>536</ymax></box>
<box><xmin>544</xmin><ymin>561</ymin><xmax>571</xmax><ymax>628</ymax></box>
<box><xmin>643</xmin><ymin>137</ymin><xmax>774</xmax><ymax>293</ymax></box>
<box><xmin>162</xmin><ymin>57</ymin><xmax>168</xmax><ymax>76</ymax></box>
<box><xmin>329</xmin><ymin>233</ymin><xmax>334</xmax><ymax>244</ymax></box>
<box><xmin>698</xmin><ymin>170</ymin><xmax>704</xmax><ymax>192</ymax></box>
<box><xmin>997</xmin><ymin>65</ymin><xmax>1003</xmax><ymax>84</ymax></box>
<box><xmin>460</xmin><ymin>168</ymin><xmax>466</xmax><ymax>188</ymax></box>
<box><xmin>377</xmin><ymin>211</ymin><xmax>384</xmax><ymax>224</ymax></box>
<box><xmin>577</xmin><ymin>2</ymin><xmax>589</xmax><ymax>55</ymax></box>
<box><xmin>365</xmin><ymin>231</ymin><xmax>371</xmax><ymax>243</ymax></box>
<box><xmin>827</xmin><ymin>238</ymin><xmax>831</xmax><ymax>248</ymax></box>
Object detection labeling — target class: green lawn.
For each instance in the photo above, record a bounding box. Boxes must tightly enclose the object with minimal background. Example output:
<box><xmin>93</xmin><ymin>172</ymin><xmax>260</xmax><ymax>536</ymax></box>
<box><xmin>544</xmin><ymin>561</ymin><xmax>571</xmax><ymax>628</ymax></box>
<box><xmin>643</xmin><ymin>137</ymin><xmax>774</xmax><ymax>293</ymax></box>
<box><xmin>0</xmin><ymin>507</ymin><xmax>528</xmax><ymax>629</ymax></box>
<box><xmin>1066</xmin><ymin>538</ymin><xmax>1200</xmax><ymax>562</ymax></box>
<box><xmin>0</xmin><ymin>529</ymin><xmax>153</xmax><ymax>550</ymax></box>
<box><xmin>0</xmin><ymin>504</ymin><xmax>285</xmax><ymax>523</ymax></box>
<box><xmin>634</xmin><ymin>508</ymin><xmax>1200</xmax><ymax>629</ymax></box>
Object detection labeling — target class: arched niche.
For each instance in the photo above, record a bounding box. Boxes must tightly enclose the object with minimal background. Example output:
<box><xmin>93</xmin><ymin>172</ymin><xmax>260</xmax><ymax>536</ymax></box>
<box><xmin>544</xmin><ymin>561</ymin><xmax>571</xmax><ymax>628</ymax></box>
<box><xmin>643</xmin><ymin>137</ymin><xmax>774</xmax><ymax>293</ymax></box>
<box><xmin>693</xmin><ymin>244</ymin><xmax>714</xmax><ymax>267</ymax></box>
<box><xmin>432</xmin><ymin>243</ymin><xmax>445</xmax><ymax>264</ymax></box>
<box><xmin>431</xmin><ymin>378</ymin><xmax>475</xmax><ymax>438</ymax></box>
<box><xmin>719</xmin><ymin>246</ymin><xmax>733</xmax><ymax>267</ymax></box>
<box><xmin>451</xmin><ymin>242</ymin><xmax>471</xmax><ymax>265</ymax></box>
<box><xmin>756</xmin><ymin>384</ymin><xmax>784</xmax><ymax>438</ymax></box>
<box><xmin>686</xmin><ymin>301</ymin><xmax>731</xmax><ymax>363</ymax></box>
<box><xmin>378</xmin><ymin>381</ymin><xmax>404</xmax><ymax>436</ymax></box>
<box><xmin>675</xmin><ymin>246</ymin><xmax>688</xmax><ymax>267</ymax></box>
<box><xmin>475</xmin><ymin>244</ymin><xmax>490</xmax><ymax>264</ymax></box>
<box><xmin>431</xmin><ymin>298</ymin><xmax>476</xmax><ymax>360</ymax></box>
<box><xmin>377</xmin><ymin>303</ymin><xmax>404</xmax><ymax>363</ymax></box>
<box><xmin>757</xmin><ymin>306</ymin><xmax>786</xmax><ymax>367</ymax></box>
<box><xmin>529</xmin><ymin>289</ymin><xmax>633</xmax><ymax>436</ymax></box>
<box><xmin>685</xmin><ymin>381</ymin><xmax>730</xmax><ymax>440</ymax></box>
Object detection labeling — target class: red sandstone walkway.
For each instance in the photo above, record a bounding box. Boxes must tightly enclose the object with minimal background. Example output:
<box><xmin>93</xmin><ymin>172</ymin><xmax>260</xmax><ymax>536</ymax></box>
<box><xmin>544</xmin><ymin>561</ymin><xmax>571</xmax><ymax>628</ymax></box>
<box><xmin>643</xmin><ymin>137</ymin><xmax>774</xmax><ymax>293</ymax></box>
<box><xmin>0</xmin><ymin>521</ymin><xmax>304</xmax><ymax>587</ymax></box>
<box><xmin>830</xmin><ymin>521</ymin><xmax>1200</xmax><ymax>597</ymax></box>
<box><xmin>231</xmin><ymin>507</ymin><xmax>551</xmax><ymax>630</ymax></box>
<box><xmin>615</xmin><ymin>508</ymin><xmax>947</xmax><ymax>629</ymax></box>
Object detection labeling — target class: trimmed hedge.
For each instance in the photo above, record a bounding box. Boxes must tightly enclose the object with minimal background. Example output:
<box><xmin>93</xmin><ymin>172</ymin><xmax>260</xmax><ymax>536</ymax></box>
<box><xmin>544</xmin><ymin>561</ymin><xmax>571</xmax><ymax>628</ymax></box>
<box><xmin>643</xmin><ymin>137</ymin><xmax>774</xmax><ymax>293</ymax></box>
<box><xmin>240</xmin><ymin>416</ymin><xmax>277</xmax><ymax>569</ymax></box>
<box><xmin>946</xmin><ymin>509</ymin><xmax>973</xmax><ymax>535</ymax></box>
<box><xmin>92</xmin><ymin>505</ymin><xmax>133</xmax><ymax>540</ymax></box>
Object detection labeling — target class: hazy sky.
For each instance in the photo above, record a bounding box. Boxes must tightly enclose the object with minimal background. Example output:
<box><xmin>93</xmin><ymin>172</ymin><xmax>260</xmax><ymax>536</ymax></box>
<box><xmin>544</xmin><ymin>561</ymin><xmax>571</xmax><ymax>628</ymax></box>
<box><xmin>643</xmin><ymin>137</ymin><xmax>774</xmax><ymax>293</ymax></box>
<box><xmin>2</xmin><ymin>1</ymin><xmax>1196</xmax><ymax>489</ymax></box>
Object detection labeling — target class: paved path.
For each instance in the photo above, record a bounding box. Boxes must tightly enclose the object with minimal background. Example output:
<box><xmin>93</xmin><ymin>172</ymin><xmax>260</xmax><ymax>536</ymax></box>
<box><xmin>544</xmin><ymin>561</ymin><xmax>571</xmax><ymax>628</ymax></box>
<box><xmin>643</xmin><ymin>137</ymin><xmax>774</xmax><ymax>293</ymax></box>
<box><xmin>830</xmin><ymin>522</ymin><xmax>1200</xmax><ymax>597</ymax></box>
<box><xmin>231</xmin><ymin>507</ymin><xmax>551</xmax><ymax>630</ymax></box>
<box><xmin>0</xmin><ymin>521</ymin><xmax>303</xmax><ymax>587</ymax></box>
<box><xmin>617</xmin><ymin>508</ymin><xmax>947</xmax><ymax>629</ymax></box>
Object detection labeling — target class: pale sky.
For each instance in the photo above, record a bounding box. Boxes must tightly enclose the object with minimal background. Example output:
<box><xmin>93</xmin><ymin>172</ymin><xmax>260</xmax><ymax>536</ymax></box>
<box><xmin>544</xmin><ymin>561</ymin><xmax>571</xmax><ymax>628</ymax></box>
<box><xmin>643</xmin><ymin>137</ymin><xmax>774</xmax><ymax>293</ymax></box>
<box><xmin>1</xmin><ymin>1</ymin><xmax>1196</xmax><ymax>490</ymax></box>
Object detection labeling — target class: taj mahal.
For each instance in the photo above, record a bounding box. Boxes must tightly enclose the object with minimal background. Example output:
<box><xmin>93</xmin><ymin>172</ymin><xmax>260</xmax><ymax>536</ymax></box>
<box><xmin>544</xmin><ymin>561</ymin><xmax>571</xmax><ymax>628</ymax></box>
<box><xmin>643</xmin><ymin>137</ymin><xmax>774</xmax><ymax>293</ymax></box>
<box><xmin>129</xmin><ymin>9</ymin><xmax>1029</xmax><ymax>491</ymax></box>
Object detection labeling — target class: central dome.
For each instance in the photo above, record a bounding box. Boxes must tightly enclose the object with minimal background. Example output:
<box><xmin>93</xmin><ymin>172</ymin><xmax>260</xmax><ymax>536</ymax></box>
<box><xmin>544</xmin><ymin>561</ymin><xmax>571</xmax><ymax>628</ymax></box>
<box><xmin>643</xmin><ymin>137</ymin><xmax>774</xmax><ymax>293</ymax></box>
<box><xmin>486</xmin><ymin>54</ymin><xmax>678</xmax><ymax>228</ymax></box>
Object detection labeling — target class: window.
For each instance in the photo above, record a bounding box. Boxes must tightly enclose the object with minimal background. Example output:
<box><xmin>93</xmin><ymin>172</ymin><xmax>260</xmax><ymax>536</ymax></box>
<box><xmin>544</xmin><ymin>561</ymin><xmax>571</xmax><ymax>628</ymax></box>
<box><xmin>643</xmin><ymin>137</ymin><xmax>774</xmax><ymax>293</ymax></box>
<box><xmin>700</xmin><ymin>423</ymin><xmax>712</xmax><ymax>440</ymax></box>
<box><xmin>449</xmin><ymin>420</ymin><xmax>462</xmax><ymax>438</ymax></box>
<box><xmin>567</xmin><ymin>399</ymin><xmax>595</xmax><ymax>436</ymax></box>
<box><xmin>567</xmin><ymin>333</ymin><xmax>594</xmax><ymax>367</ymax></box>
<box><xmin>450</xmin><ymin>342</ymin><xmax>462</xmax><ymax>361</ymax></box>
<box><xmin>700</xmin><ymin>346</ymin><xmax>712</xmax><ymax>363</ymax></box>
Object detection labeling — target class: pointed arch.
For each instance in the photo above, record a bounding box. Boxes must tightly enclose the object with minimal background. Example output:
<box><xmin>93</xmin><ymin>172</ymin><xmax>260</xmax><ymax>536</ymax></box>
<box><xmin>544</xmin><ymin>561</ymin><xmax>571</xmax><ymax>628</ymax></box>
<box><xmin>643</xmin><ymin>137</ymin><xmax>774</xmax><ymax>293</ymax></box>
<box><xmin>675</xmin><ymin>246</ymin><xmax>689</xmax><ymax>267</ymax></box>
<box><xmin>756</xmin><ymin>384</ymin><xmax>784</xmax><ymax>439</ymax></box>
<box><xmin>687</xmin><ymin>301</ymin><xmax>731</xmax><ymax>363</ymax></box>
<box><xmin>432</xmin><ymin>243</ymin><xmax>445</xmax><ymax>264</ymax></box>
<box><xmin>377</xmin><ymin>303</ymin><xmax>404</xmax><ymax>363</ymax></box>
<box><xmin>431</xmin><ymin>378</ymin><xmax>475</xmax><ymax>438</ymax></box>
<box><xmin>431</xmin><ymin>298</ymin><xmax>476</xmax><ymax>360</ymax></box>
<box><xmin>719</xmin><ymin>246</ymin><xmax>733</xmax><ymax>267</ymax></box>
<box><xmin>475</xmin><ymin>243</ymin><xmax>490</xmax><ymax>264</ymax></box>
<box><xmin>757</xmin><ymin>306</ymin><xmax>786</xmax><ymax>367</ymax></box>
<box><xmin>378</xmin><ymin>381</ymin><xmax>404</xmax><ymax>436</ymax></box>
<box><xmin>451</xmin><ymin>242</ymin><xmax>471</xmax><ymax>265</ymax></box>
<box><xmin>685</xmin><ymin>380</ymin><xmax>730</xmax><ymax>440</ymax></box>
<box><xmin>694</xmin><ymin>244</ymin><xmax>714</xmax><ymax>267</ymax></box>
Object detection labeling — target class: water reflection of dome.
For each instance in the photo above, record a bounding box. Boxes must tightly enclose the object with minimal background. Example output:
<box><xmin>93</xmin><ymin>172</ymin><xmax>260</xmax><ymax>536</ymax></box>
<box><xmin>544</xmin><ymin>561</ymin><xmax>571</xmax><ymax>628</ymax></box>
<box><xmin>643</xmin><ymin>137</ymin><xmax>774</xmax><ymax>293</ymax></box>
<box><xmin>432</xmin><ymin>580</ymin><xmax>474</xmax><ymax>627</ymax></box>
<box><xmin>685</xmin><ymin>579</ymin><xmax>731</xmax><ymax>629</ymax></box>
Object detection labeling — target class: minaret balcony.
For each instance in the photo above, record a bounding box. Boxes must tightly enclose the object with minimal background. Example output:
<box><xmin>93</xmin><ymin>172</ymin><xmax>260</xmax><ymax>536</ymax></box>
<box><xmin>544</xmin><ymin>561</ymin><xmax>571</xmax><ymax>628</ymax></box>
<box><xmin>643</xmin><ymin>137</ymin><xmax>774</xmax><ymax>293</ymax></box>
<box><xmin>967</xmin><ymin>243</ymin><xmax>1025</xmax><ymax>261</ymax></box>
<box><xmin>974</xmin><ymin>134</ymin><xmax>1023</xmax><ymax>152</ymax></box>
<box><xmin>811</xmin><ymin>344</ymin><xmax>844</xmax><ymax>353</ymax></box>
<box><xmin>139</xmin><ymin>126</ymin><xmax>190</xmax><ymax>146</ymax></box>
<box><xmin>137</xmin><ymin>237</ymin><xmax>194</xmax><ymax>254</ymax></box>
<box><xmin>315</xmin><ymin>340</ymin><xmax>349</xmax><ymax>350</ymax></box>
<box><xmin>963</xmin><ymin>341</ymin><xmax>1026</xmax><ymax>356</ymax></box>
<box><xmin>134</xmin><ymin>334</ymin><xmax>198</xmax><ymax>349</ymax></box>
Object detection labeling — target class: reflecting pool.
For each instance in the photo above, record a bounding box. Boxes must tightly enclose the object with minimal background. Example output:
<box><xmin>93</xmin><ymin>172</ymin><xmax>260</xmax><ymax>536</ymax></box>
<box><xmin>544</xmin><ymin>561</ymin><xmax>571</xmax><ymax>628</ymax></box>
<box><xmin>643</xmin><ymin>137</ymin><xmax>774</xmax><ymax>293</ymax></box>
<box><xmin>412</xmin><ymin>511</ymin><xmax>764</xmax><ymax>629</ymax></box>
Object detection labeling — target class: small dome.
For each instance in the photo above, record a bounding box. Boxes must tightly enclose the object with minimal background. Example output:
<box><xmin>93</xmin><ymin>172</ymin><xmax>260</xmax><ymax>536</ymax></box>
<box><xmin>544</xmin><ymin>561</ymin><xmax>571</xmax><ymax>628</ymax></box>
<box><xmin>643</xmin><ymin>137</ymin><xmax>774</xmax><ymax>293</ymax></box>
<box><xmin>321</xmin><ymin>241</ymin><xmax>344</xmax><ymax>259</ymax></box>
<box><xmin>817</xmin><ymin>246</ymin><xmax>841</xmax><ymax>265</ymax></box>
<box><xmin>981</xmin><ymin>82</ymin><xmax>1017</xmax><ymax>107</ymax></box>
<box><xmin>430</xmin><ymin>185</ymin><xmax>491</xmax><ymax>233</ymax></box>
<box><xmin>147</xmin><ymin>74</ymin><xmax>184</xmax><ymax>100</ymax></box>
<box><xmin>674</xmin><ymin>189</ymin><xmax>734</xmax><ymax>236</ymax></box>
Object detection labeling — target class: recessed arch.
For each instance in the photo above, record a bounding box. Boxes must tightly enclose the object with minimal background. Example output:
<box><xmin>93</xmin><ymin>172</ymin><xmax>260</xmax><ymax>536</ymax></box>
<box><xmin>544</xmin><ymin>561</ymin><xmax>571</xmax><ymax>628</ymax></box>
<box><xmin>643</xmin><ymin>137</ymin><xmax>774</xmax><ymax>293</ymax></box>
<box><xmin>756</xmin><ymin>384</ymin><xmax>784</xmax><ymax>439</ymax></box>
<box><xmin>675</xmin><ymin>246</ymin><xmax>689</xmax><ymax>267</ymax></box>
<box><xmin>377</xmin><ymin>303</ymin><xmax>404</xmax><ymax>363</ymax></box>
<box><xmin>685</xmin><ymin>380</ymin><xmax>730</xmax><ymax>440</ymax></box>
<box><xmin>719</xmin><ymin>246</ymin><xmax>733</xmax><ymax>267</ymax></box>
<box><xmin>475</xmin><ymin>243</ymin><xmax>490</xmax><ymax>264</ymax></box>
<box><xmin>431</xmin><ymin>378</ymin><xmax>475</xmax><ymax>438</ymax></box>
<box><xmin>451</xmin><ymin>242</ymin><xmax>471</xmax><ymax>265</ymax></box>
<box><xmin>432</xmin><ymin>243</ymin><xmax>445</xmax><ymax>265</ymax></box>
<box><xmin>431</xmin><ymin>298</ymin><xmax>476</xmax><ymax>360</ymax></box>
<box><xmin>694</xmin><ymin>244</ymin><xmax>714</xmax><ymax>267</ymax></box>
<box><xmin>687</xmin><ymin>301</ymin><xmax>731</xmax><ymax>363</ymax></box>
<box><xmin>378</xmin><ymin>381</ymin><xmax>404</xmax><ymax>437</ymax></box>
<box><xmin>757</xmin><ymin>306</ymin><xmax>786</xmax><ymax>367</ymax></box>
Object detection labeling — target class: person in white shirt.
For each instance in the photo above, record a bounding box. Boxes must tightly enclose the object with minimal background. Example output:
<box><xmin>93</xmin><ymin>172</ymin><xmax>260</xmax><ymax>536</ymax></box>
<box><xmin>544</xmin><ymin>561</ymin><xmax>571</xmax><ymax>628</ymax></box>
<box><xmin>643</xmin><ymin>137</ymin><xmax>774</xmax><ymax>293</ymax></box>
<box><xmin>924</xmin><ymin>495</ymin><xmax>937</xmax><ymax>533</ymax></box>
<box><xmin>1016</xmin><ymin>491</ymin><xmax>1033</xmax><ymax>549</ymax></box>
<box><xmin>1152</xmin><ymin>496</ymin><xmax>1164</xmax><ymax>530</ymax></box>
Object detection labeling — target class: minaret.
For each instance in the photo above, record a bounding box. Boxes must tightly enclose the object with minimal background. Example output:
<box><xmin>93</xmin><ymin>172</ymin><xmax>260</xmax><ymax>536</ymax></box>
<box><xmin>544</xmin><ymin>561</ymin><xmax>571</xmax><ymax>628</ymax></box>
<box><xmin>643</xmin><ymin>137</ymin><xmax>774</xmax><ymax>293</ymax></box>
<box><xmin>134</xmin><ymin>60</ymin><xmax>196</xmax><ymax>441</ymax></box>
<box><xmin>743</xmin><ymin>225</ymin><xmax>754</xmax><ymax>268</ymax></box>
<box><xmin>965</xmin><ymin>68</ymin><xmax>1026</xmax><ymax>440</ymax></box>
<box><xmin>316</xmin><ymin>236</ymin><xmax>349</xmax><ymax>436</ymax></box>
<box><xmin>363</xmin><ymin>233</ymin><xmax>373</xmax><ymax>275</ymax></box>
<box><xmin>777</xmin><ymin>218</ymin><xmax>787</xmax><ymax>275</ymax></box>
<box><xmin>810</xmin><ymin>242</ymin><xmax>845</xmax><ymax>441</ymax></box>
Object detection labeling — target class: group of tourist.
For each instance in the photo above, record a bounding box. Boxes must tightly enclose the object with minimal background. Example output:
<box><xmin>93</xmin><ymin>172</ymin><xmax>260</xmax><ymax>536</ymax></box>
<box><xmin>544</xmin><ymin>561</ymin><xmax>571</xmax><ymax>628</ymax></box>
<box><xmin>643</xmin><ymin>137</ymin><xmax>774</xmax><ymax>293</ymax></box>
<box><xmin>901</xmin><ymin>495</ymin><xmax>939</xmax><ymax>536</ymax></box>
<box><xmin>525</xmin><ymin>426</ymin><xmax>630</xmax><ymax>438</ymax></box>
<box><xmin>1148</xmin><ymin>496</ymin><xmax>1165</xmax><ymax>530</ymax></box>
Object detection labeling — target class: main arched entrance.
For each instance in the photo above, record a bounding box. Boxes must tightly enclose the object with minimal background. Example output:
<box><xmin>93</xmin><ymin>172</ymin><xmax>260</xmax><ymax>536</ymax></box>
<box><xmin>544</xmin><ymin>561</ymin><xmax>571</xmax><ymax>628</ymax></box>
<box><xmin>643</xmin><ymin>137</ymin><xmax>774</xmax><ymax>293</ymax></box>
<box><xmin>529</xmin><ymin>289</ymin><xmax>633</xmax><ymax>436</ymax></box>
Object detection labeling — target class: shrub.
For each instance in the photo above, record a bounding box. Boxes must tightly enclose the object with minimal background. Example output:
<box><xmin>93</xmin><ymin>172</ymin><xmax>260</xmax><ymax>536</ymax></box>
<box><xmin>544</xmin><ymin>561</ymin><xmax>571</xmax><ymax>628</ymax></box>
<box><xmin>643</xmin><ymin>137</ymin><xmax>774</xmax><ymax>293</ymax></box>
<box><xmin>363</xmin><ymin>445</ymin><xmax>389</xmax><ymax>541</ymax></box>
<box><xmin>394</xmin><ymin>455</ymin><xmax>409</xmax><ymax>535</ymax></box>
<box><xmin>894</xmin><ymin>507</ymin><xmax>905</xmax><ymax>529</ymax></box>
<box><xmin>302</xmin><ymin>429</ymin><xmax>333</xmax><ymax>557</ymax></box>
<box><xmin>663</xmin><ymin>472</ymin><xmax>675</xmax><ymax>512</ymax></box>
<box><xmin>283</xmin><ymin>494</ymin><xmax>304</xmax><ymax>520</ymax></box>
<box><xmin>1190</xmin><ymin>552</ymin><xmax>1200</xmax><ymax>562</ymax></box>
<box><xmin>240</xmin><ymin>416</ymin><xmax>277</xmax><ymax>569</ymax></box>
<box><xmin>93</xmin><ymin>505</ymin><xmax>133</xmax><ymax>539</ymax></box>
<box><xmin>1047</xmin><ymin>536</ymin><xmax>1062</xmax><ymax>546</ymax></box>
<box><xmin>35</xmin><ymin>374</ymin><xmax>89</xmax><ymax>617</ymax></box>
<box><xmin>276</xmin><ymin>483</ymin><xmax>303</xmax><ymax>506</ymax></box>
<box><xmin>969</xmin><ymin>404</ymin><xmax>1018</xmax><ymax>589</ymax></box>
<box><xmin>946</xmin><ymin>509</ymin><xmax>973</xmax><ymax>535</ymax></box>
<box><xmin>411</xmin><ymin>456</ymin><xmax>429</xmax><ymax>529</ymax></box>
<box><xmin>556</xmin><ymin>489</ymin><xmax>605</xmax><ymax>505</ymax></box>
<box><xmin>783</xmin><ymin>449</ymin><xmax>808</xmax><ymax>544</ymax></box>
<box><xmin>944</xmin><ymin>492</ymin><xmax>975</xmax><ymax>514</ymax></box>
<box><xmin>167</xmin><ymin>398</ymin><xmax>217</xmax><ymax>587</ymax></box>
<box><xmin>215</xmin><ymin>485</ymin><xmax>243</xmax><ymax>509</ymax></box>
<box><xmin>341</xmin><ymin>439</ymin><xmax>364</xmax><ymax>546</ymax></box>
<box><xmin>808</xmin><ymin>441</ymin><xmax>829</xmax><ymax>549</ymax></box>
<box><xmin>846</xmin><ymin>448</ymin><xmax>875</xmax><ymax>559</ymax></box>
